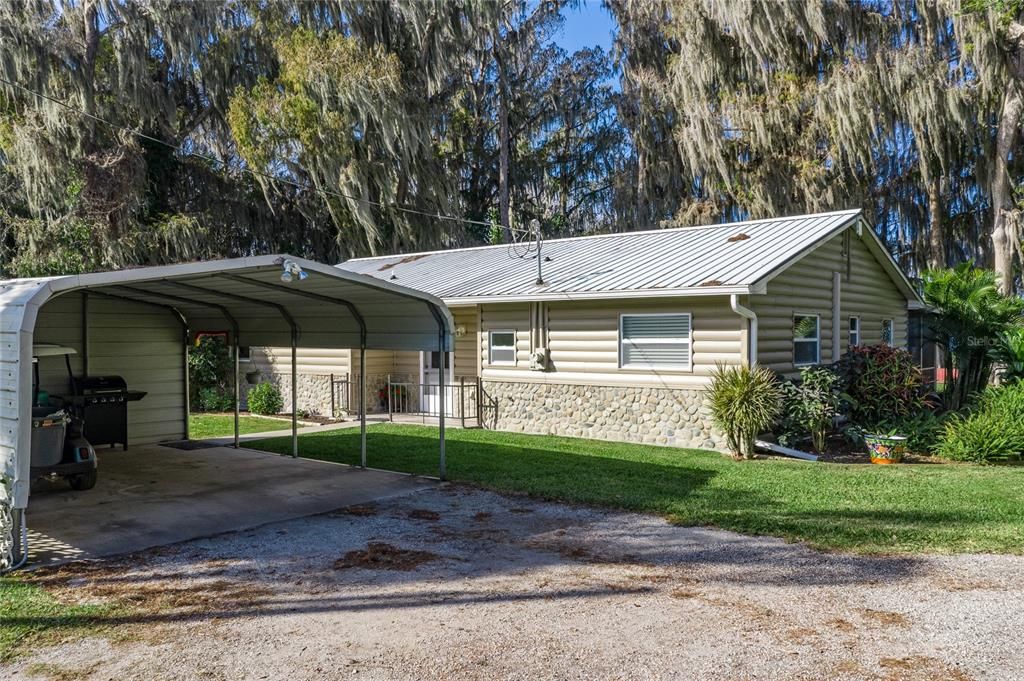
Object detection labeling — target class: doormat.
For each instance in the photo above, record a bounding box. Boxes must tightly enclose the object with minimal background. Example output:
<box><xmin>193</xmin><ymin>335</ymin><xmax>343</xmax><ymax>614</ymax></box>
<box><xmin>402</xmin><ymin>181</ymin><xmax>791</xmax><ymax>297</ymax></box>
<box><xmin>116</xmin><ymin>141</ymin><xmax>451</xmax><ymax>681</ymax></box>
<box><xmin>160</xmin><ymin>440</ymin><xmax>223</xmax><ymax>450</ymax></box>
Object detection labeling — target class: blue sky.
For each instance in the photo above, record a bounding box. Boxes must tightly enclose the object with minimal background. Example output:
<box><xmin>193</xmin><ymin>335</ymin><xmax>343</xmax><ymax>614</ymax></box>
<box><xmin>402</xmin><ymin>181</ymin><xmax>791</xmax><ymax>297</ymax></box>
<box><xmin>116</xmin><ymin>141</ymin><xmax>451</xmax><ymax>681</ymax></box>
<box><xmin>556</xmin><ymin>2</ymin><xmax>616</xmax><ymax>54</ymax></box>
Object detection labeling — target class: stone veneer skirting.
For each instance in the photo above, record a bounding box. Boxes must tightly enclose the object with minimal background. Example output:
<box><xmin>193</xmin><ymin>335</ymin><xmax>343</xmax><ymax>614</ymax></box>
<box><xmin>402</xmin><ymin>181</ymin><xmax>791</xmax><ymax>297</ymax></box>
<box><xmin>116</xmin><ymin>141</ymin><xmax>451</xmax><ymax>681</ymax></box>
<box><xmin>481</xmin><ymin>380</ymin><xmax>727</xmax><ymax>451</ymax></box>
<box><xmin>247</xmin><ymin>369</ymin><xmax>727</xmax><ymax>452</ymax></box>
<box><xmin>242</xmin><ymin>373</ymin><xmax>335</xmax><ymax>416</ymax></box>
<box><xmin>243</xmin><ymin>372</ymin><xmax>417</xmax><ymax>417</ymax></box>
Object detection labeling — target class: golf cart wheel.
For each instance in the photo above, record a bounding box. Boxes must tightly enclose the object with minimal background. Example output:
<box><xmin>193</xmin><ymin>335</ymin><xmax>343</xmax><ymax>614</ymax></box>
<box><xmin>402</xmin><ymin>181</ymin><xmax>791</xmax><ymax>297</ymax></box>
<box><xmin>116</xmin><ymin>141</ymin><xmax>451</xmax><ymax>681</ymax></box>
<box><xmin>68</xmin><ymin>470</ymin><xmax>97</xmax><ymax>491</ymax></box>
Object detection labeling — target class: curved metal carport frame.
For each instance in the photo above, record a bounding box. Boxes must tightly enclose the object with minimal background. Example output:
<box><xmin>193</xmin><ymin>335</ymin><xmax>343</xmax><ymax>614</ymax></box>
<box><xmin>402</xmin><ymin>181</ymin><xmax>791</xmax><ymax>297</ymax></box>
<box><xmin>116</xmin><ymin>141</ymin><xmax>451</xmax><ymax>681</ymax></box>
<box><xmin>0</xmin><ymin>254</ymin><xmax>452</xmax><ymax>571</ymax></box>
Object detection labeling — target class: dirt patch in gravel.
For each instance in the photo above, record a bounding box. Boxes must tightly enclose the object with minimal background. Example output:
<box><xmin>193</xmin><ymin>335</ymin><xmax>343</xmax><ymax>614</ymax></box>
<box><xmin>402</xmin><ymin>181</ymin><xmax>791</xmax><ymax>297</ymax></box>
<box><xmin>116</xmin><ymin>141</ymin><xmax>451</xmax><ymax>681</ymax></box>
<box><xmin>860</xmin><ymin>608</ymin><xmax>912</xmax><ymax>628</ymax></box>
<box><xmin>878</xmin><ymin>655</ymin><xmax>974</xmax><ymax>680</ymax></box>
<box><xmin>332</xmin><ymin>504</ymin><xmax>378</xmax><ymax>517</ymax></box>
<box><xmin>407</xmin><ymin>509</ymin><xmax>441</xmax><ymax>521</ymax></box>
<box><xmin>29</xmin><ymin>560</ymin><xmax>271</xmax><ymax>615</ymax></box>
<box><xmin>333</xmin><ymin>542</ymin><xmax>439</xmax><ymax>571</ymax></box>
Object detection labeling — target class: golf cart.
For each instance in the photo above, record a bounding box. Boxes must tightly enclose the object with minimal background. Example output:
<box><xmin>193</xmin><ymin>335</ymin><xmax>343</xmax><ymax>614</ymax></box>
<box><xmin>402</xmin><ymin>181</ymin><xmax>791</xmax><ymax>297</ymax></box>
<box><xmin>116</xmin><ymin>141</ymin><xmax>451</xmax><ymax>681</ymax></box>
<box><xmin>30</xmin><ymin>344</ymin><xmax>98</xmax><ymax>491</ymax></box>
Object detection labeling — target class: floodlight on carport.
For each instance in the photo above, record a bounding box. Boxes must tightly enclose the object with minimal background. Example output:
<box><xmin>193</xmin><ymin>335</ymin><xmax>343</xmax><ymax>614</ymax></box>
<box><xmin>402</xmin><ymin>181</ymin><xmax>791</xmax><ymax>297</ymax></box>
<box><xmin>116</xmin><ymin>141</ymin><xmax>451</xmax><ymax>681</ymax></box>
<box><xmin>0</xmin><ymin>255</ymin><xmax>452</xmax><ymax>572</ymax></box>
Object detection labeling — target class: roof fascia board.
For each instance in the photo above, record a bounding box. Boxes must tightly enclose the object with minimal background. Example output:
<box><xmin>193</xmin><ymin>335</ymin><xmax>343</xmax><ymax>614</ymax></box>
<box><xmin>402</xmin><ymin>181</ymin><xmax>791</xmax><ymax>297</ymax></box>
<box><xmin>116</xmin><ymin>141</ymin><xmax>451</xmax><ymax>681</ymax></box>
<box><xmin>440</xmin><ymin>285</ymin><xmax>751</xmax><ymax>306</ymax></box>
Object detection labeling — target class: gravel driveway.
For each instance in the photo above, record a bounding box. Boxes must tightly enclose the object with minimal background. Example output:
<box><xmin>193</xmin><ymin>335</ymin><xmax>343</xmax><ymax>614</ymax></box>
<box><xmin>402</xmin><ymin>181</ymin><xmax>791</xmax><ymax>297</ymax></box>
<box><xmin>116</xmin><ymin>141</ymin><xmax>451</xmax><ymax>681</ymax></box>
<box><xmin>5</xmin><ymin>484</ymin><xmax>1022</xmax><ymax>680</ymax></box>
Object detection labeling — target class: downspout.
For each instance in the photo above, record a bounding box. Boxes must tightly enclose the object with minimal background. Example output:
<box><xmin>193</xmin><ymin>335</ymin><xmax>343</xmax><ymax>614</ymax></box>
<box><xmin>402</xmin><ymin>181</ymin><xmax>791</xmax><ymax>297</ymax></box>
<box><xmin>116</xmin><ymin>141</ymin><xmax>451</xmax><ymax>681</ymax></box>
<box><xmin>730</xmin><ymin>294</ymin><xmax>758</xmax><ymax>367</ymax></box>
<box><xmin>832</xmin><ymin>271</ymin><xmax>841</xmax><ymax>363</ymax></box>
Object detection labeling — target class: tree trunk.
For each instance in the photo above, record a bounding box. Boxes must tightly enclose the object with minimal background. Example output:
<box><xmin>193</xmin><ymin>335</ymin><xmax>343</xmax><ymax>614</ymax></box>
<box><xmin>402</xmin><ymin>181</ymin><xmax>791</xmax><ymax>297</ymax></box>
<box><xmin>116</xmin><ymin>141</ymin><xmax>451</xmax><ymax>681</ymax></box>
<box><xmin>925</xmin><ymin>174</ymin><xmax>946</xmax><ymax>270</ymax></box>
<box><xmin>635</xmin><ymin>142</ymin><xmax>647</xmax><ymax>230</ymax></box>
<box><xmin>991</xmin><ymin>84</ymin><xmax>1023</xmax><ymax>295</ymax></box>
<box><xmin>992</xmin><ymin>19</ymin><xmax>1024</xmax><ymax>294</ymax></box>
<box><xmin>81</xmin><ymin>0</ymin><xmax>101</xmax><ymax>134</ymax></box>
<box><xmin>496</xmin><ymin>48</ymin><xmax>512</xmax><ymax>243</ymax></box>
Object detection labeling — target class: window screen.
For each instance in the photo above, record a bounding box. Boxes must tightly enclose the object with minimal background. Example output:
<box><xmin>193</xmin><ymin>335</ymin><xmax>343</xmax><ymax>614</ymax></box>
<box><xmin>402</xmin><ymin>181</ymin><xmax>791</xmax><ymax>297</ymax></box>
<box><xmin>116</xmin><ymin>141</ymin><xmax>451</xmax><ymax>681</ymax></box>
<box><xmin>489</xmin><ymin>330</ymin><xmax>516</xmax><ymax>364</ymax></box>
<box><xmin>848</xmin><ymin>317</ymin><xmax>860</xmax><ymax>348</ymax></box>
<box><xmin>881</xmin><ymin>318</ymin><xmax>893</xmax><ymax>346</ymax></box>
<box><xmin>793</xmin><ymin>315</ymin><xmax>820</xmax><ymax>366</ymax></box>
<box><xmin>619</xmin><ymin>314</ymin><xmax>691</xmax><ymax>369</ymax></box>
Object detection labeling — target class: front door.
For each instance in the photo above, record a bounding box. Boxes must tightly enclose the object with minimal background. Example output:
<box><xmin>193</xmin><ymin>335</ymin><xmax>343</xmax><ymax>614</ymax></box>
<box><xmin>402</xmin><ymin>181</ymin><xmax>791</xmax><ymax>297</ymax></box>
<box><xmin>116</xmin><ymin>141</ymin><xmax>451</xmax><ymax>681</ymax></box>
<box><xmin>420</xmin><ymin>351</ymin><xmax>453</xmax><ymax>415</ymax></box>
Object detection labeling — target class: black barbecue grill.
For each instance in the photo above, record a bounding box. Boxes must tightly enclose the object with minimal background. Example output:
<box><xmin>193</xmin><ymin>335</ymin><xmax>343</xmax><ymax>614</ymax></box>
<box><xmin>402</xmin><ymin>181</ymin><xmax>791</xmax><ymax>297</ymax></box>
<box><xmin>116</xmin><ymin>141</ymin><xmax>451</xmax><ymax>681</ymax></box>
<box><xmin>69</xmin><ymin>376</ymin><xmax>147</xmax><ymax>449</ymax></box>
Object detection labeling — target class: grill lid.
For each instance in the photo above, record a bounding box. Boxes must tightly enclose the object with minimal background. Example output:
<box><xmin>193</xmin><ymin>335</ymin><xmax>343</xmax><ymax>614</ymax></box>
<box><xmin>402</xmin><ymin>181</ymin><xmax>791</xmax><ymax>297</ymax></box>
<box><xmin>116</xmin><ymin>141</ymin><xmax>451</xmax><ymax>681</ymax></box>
<box><xmin>73</xmin><ymin>375</ymin><xmax>128</xmax><ymax>393</ymax></box>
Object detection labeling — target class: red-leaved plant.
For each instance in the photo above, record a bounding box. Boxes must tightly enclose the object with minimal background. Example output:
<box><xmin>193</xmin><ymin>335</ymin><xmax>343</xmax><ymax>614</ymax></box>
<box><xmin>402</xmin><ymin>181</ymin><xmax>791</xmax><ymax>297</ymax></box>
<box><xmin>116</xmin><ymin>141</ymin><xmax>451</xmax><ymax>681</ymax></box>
<box><xmin>833</xmin><ymin>345</ymin><xmax>924</xmax><ymax>426</ymax></box>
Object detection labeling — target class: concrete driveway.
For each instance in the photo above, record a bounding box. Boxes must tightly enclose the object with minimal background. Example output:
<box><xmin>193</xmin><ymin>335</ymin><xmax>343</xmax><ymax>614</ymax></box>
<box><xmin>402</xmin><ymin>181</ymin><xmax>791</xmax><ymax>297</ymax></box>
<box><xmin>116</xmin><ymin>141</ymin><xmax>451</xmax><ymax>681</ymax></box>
<box><xmin>25</xmin><ymin>443</ymin><xmax>435</xmax><ymax>565</ymax></box>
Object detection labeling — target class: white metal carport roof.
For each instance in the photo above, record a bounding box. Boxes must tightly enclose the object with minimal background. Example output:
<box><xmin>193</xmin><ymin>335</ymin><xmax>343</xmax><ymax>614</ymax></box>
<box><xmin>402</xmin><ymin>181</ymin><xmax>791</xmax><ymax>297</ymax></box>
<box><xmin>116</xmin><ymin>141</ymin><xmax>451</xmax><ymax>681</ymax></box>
<box><xmin>1</xmin><ymin>255</ymin><xmax>453</xmax><ymax>570</ymax></box>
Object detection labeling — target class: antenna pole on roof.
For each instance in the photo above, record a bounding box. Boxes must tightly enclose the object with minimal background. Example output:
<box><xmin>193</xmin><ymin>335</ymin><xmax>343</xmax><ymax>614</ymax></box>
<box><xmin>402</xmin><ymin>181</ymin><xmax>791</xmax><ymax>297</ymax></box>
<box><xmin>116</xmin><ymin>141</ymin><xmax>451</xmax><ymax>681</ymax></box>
<box><xmin>532</xmin><ymin>219</ymin><xmax>544</xmax><ymax>285</ymax></box>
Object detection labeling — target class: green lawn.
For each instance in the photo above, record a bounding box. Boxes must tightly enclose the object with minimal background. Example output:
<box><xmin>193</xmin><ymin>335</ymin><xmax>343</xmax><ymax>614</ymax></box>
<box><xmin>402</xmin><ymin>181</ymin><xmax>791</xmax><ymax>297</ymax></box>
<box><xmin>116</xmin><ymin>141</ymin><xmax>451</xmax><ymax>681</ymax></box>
<box><xmin>188</xmin><ymin>413</ymin><xmax>294</xmax><ymax>439</ymax></box>
<box><xmin>0</xmin><ymin>576</ymin><xmax>119</xmax><ymax>661</ymax></box>
<box><xmin>249</xmin><ymin>424</ymin><xmax>1024</xmax><ymax>555</ymax></box>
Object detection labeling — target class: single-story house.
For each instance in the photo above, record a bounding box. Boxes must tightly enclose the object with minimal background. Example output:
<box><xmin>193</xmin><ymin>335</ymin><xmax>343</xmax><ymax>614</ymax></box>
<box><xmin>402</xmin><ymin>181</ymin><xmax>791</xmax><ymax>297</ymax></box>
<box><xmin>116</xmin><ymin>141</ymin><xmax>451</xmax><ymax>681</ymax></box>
<box><xmin>250</xmin><ymin>209</ymin><xmax>923</xmax><ymax>450</ymax></box>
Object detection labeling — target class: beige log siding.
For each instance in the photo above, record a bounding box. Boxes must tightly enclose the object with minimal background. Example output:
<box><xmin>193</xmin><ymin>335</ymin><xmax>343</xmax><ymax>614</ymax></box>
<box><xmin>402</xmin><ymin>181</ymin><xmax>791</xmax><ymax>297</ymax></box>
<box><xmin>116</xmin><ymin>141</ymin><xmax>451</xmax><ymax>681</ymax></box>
<box><xmin>392</xmin><ymin>350</ymin><xmax>419</xmax><ymax>379</ymax></box>
<box><xmin>249</xmin><ymin>347</ymin><xmax>350</xmax><ymax>378</ymax></box>
<box><xmin>480</xmin><ymin>297</ymin><xmax>744</xmax><ymax>389</ymax></box>
<box><xmin>479</xmin><ymin>303</ymin><xmax>532</xmax><ymax>374</ymax></box>
<box><xmin>750</xmin><ymin>228</ymin><xmax>908</xmax><ymax>377</ymax></box>
<box><xmin>33</xmin><ymin>293</ymin><xmax>186</xmax><ymax>445</ymax></box>
<box><xmin>451</xmin><ymin>306</ymin><xmax>478</xmax><ymax>378</ymax></box>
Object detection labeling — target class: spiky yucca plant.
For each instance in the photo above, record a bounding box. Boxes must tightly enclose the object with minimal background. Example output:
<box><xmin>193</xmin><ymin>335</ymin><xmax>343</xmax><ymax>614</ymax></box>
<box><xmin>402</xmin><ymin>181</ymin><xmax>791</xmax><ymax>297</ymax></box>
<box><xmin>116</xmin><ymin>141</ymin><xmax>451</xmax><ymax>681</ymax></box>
<box><xmin>708</xmin><ymin>364</ymin><xmax>782</xmax><ymax>459</ymax></box>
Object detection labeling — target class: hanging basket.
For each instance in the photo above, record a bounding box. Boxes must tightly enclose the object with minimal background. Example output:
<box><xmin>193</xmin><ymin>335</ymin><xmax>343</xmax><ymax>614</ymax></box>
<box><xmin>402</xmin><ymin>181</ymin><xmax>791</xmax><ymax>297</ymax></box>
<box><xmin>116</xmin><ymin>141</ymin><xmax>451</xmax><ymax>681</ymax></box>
<box><xmin>864</xmin><ymin>434</ymin><xmax>907</xmax><ymax>464</ymax></box>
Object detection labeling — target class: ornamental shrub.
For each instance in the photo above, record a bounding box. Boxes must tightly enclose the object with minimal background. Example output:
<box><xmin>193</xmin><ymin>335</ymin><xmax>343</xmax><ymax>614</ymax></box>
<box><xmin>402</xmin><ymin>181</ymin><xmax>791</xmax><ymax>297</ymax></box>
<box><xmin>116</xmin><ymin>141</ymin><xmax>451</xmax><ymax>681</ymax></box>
<box><xmin>833</xmin><ymin>344</ymin><xmax>923</xmax><ymax>426</ymax></box>
<box><xmin>921</xmin><ymin>264</ymin><xmax>1024</xmax><ymax>410</ymax></box>
<box><xmin>935</xmin><ymin>382</ymin><xmax>1024</xmax><ymax>462</ymax></box>
<box><xmin>189</xmin><ymin>335</ymin><xmax>233</xmax><ymax>408</ymax></box>
<box><xmin>248</xmin><ymin>381</ymin><xmax>284</xmax><ymax>415</ymax></box>
<box><xmin>197</xmin><ymin>386</ymin><xmax>234</xmax><ymax>413</ymax></box>
<box><xmin>995</xmin><ymin>326</ymin><xmax>1024</xmax><ymax>384</ymax></box>
<box><xmin>708</xmin><ymin>364</ymin><xmax>781</xmax><ymax>459</ymax></box>
<box><xmin>859</xmin><ymin>410</ymin><xmax>946</xmax><ymax>456</ymax></box>
<box><xmin>778</xmin><ymin>366</ymin><xmax>847</xmax><ymax>453</ymax></box>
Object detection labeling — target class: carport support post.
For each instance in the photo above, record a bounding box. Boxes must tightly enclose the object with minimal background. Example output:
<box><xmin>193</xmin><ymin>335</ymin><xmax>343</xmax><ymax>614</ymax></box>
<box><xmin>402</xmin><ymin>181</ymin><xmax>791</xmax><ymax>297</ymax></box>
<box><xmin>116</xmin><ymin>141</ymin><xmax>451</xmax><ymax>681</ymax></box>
<box><xmin>359</xmin><ymin>344</ymin><xmax>366</xmax><ymax>468</ymax></box>
<box><xmin>438</xmin><ymin>326</ymin><xmax>446</xmax><ymax>481</ymax></box>
<box><xmin>291</xmin><ymin>327</ymin><xmax>298</xmax><ymax>458</ymax></box>
<box><xmin>233</xmin><ymin>333</ymin><xmax>240</xmax><ymax>449</ymax></box>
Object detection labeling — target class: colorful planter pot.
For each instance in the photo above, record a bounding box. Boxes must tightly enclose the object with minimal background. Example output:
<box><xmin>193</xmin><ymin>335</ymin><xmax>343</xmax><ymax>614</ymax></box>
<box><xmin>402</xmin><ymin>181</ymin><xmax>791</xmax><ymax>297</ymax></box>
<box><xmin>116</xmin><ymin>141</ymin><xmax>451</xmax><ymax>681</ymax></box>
<box><xmin>864</xmin><ymin>434</ymin><xmax>908</xmax><ymax>464</ymax></box>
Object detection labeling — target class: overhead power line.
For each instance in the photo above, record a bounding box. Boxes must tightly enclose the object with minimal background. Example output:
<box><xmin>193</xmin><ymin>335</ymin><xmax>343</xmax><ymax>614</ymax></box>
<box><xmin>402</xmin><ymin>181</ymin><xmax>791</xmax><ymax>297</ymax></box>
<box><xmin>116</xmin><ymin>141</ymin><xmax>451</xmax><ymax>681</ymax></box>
<box><xmin>0</xmin><ymin>76</ymin><xmax>495</xmax><ymax>229</ymax></box>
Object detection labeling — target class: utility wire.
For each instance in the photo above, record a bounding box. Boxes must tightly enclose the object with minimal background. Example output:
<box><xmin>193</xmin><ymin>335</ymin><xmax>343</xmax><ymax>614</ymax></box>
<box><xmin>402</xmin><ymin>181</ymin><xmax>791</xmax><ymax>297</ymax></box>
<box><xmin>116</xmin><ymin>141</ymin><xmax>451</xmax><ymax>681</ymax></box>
<box><xmin>0</xmin><ymin>76</ymin><xmax>495</xmax><ymax>229</ymax></box>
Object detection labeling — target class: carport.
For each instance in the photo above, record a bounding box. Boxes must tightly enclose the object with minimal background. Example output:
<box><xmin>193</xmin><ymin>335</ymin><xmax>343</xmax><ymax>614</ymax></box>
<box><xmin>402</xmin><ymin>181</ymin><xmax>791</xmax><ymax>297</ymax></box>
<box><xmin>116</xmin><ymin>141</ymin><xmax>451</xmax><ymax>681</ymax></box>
<box><xmin>0</xmin><ymin>255</ymin><xmax>453</xmax><ymax>570</ymax></box>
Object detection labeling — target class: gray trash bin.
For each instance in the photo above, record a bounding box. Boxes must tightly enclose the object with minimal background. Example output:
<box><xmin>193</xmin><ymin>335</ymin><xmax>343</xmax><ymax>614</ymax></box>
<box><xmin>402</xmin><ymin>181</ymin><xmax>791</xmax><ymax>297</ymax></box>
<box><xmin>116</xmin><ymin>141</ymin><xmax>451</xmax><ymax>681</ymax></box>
<box><xmin>31</xmin><ymin>408</ymin><xmax>68</xmax><ymax>468</ymax></box>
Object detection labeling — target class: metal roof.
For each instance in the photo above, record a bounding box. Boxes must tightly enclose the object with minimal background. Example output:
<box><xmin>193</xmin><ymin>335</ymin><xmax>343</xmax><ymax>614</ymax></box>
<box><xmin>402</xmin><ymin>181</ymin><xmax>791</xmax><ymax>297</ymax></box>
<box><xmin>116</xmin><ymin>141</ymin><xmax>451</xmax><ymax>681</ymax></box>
<box><xmin>1</xmin><ymin>254</ymin><xmax>452</xmax><ymax>352</ymax></box>
<box><xmin>338</xmin><ymin>209</ymin><xmax>918</xmax><ymax>303</ymax></box>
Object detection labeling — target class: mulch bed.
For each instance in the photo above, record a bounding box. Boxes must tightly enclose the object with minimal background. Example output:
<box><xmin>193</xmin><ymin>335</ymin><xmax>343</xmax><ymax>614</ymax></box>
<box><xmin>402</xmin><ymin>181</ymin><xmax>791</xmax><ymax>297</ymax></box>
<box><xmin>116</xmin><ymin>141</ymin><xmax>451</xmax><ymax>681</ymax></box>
<box><xmin>768</xmin><ymin>434</ymin><xmax>945</xmax><ymax>464</ymax></box>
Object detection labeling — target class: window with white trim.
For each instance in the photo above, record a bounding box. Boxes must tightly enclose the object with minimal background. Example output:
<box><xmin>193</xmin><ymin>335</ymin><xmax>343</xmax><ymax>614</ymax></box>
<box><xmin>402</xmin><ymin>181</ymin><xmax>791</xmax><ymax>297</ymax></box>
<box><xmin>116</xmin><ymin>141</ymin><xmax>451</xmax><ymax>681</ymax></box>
<box><xmin>619</xmin><ymin>313</ymin><xmax>692</xmax><ymax>370</ymax></box>
<box><xmin>793</xmin><ymin>314</ymin><xmax>820</xmax><ymax>366</ymax></box>
<box><xmin>848</xmin><ymin>316</ymin><xmax>860</xmax><ymax>348</ymax></box>
<box><xmin>881</xmin><ymin>318</ymin><xmax>893</xmax><ymax>346</ymax></box>
<box><xmin>488</xmin><ymin>330</ymin><xmax>516</xmax><ymax>365</ymax></box>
